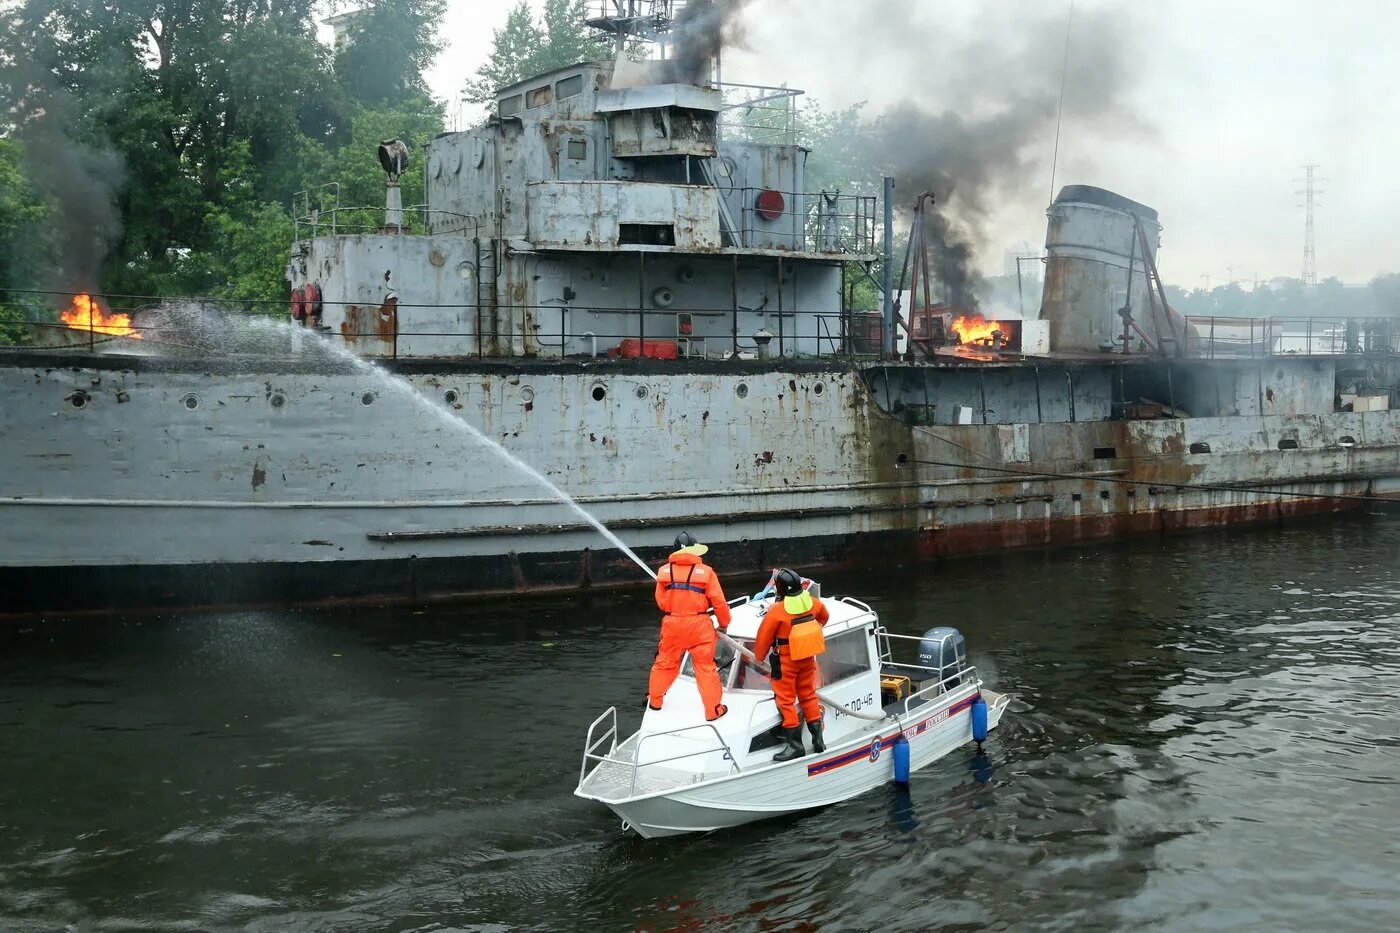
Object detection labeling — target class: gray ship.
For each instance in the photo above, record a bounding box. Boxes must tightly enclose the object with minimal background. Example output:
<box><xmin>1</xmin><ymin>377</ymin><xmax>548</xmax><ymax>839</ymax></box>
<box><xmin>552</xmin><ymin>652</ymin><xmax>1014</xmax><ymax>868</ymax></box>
<box><xmin>2</xmin><ymin>1</ymin><xmax>1397</xmax><ymax>613</ymax></box>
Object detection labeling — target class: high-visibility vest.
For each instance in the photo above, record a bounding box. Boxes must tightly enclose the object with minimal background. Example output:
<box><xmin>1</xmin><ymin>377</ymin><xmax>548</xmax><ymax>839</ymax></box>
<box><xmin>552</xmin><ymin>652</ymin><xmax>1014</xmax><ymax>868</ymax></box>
<box><xmin>658</xmin><ymin>561</ymin><xmax>714</xmax><ymax>615</ymax></box>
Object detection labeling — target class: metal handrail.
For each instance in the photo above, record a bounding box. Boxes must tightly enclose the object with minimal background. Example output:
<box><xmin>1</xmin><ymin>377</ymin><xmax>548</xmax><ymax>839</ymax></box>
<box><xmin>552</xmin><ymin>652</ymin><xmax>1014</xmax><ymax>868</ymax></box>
<box><xmin>899</xmin><ymin>668</ymin><xmax>982</xmax><ymax>719</ymax></box>
<box><xmin>630</xmin><ymin>723</ymin><xmax>741</xmax><ymax>796</ymax></box>
<box><xmin>579</xmin><ymin>706</ymin><xmax>619</xmax><ymax>785</ymax></box>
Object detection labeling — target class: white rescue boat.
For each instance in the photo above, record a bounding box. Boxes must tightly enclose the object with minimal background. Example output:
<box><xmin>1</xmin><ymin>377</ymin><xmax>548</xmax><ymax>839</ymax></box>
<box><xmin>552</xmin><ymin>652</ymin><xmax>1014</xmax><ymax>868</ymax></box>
<box><xmin>575</xmin><ymin>586</ymin><xmax>1011</xmax><ymax>838</ymax></box>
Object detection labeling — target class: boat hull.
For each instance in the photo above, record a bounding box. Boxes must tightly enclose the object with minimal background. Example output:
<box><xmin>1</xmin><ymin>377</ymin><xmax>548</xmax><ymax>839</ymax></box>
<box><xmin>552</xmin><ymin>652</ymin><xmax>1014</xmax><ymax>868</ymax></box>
<box><xmin>592</xmin><ymin>689</ymin><xmax>1009</xmax><ymax>838</ymax></box>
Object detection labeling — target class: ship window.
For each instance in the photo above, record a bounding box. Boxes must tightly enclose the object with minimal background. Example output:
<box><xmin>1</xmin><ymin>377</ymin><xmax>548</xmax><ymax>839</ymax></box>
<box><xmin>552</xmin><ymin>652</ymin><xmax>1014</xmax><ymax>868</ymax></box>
<box><xmin>527</xmin><ymin>85</ymin><xmax>552</xmax><ymax>108</ymax></box>
<box><xmin>1189</xmin><ymin>442</ymin><xmax>1211</xmax><ymax>454</ymax></box>
<box><xmin>619</xmin><ymin>223</ymin><xmax>675</xmax><ymax>246</ymax></box>
<box><xmin>556</xmin><ymin>74</ymin><xmax>584</xmax><ymax>99</ymax></box>
<box><xmin>1093</xmin><ymin>446</ymin><xmax>1117</xmax><ymax>459</ymax></box>
<box><xmin>1338</xmin><ymin>435</ymin><xmax>1357</xmax><ymax>447</ymax></box>
<box><xmin>498</xmin><ymin>94</ymin><xmax>522</xmax><ymax>117</ymax></box>
<box><xmin>1277</xmin><ymin>438</ymin><xmax>1300</xmax><ymax>450</ymax></box>
<box><xmin>818</xmin><ymin>630</ymin><xmax>872</xmax><ymax>686</ymax></box>
<box><xmin>566</xmin><ymin>138</ymin><xmax>588</xmax><ymax>160</ymax></box>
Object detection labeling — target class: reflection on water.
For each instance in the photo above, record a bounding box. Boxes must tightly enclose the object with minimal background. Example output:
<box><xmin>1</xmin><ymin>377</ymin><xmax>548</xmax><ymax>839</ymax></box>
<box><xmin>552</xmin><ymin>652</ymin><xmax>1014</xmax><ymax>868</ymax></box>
<box><xmin>1</xmin><ymin>514</ymin><xmax>1398</xmax><ymax>930</ymax></box>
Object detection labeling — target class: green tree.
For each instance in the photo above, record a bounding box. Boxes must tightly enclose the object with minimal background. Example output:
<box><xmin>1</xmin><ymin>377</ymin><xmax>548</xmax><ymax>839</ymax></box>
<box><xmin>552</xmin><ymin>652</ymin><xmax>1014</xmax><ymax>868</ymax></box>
<box><xmin>467</xmin><ymin>0</ymin><xmax>609</xmax><ymax>107</ymax></box>
<box><xmin>0</xmin><ymin>0</ymin><xmax>445</xmax><ymax>306</ymax></box>
<box><xmin>1370</xmin><ymin>273</ymin><xmax>1400</xmax><ymax>317</ymax></box>
<box><xmin>801</xmin><ymin>100</ymin><xmax>872</xmax><ymax>194</ymax></box>
<box><xmin>335</xmin><ymin>0</ymin><xmax>446</xmax><ymax>107</ymax></box>
<box><xmin>0</xmin><ymin>138</ymin><xmax>59</xmax><ymax>343</ymax></box>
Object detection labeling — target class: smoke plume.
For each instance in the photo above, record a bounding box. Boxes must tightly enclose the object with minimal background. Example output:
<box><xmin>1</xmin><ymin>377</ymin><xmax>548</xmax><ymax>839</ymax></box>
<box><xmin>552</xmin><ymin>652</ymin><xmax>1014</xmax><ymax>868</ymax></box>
<box><xmin>858</xmin><ymin>4</ymin><xmax>1146</xmax><ymax>307</ymax></box>
<box><xmin>7</xmin><ymin>28</ymin><xmax>125</xmax><ymax>293</ymax></box>
<box><xmin>664</xmin><ymin>0</ymin><xmax>751</xmax><ymax>85</ymax></box>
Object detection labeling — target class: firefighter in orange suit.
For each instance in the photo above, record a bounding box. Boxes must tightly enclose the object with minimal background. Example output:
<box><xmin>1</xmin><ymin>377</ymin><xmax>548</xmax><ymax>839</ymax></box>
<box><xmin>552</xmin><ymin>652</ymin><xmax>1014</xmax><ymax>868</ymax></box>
<box><xmin>647</xmin><ymin>532</ymin><xmax>732</xmax><ymax>720</ymax></box>
<box><xmin>753</xmin><ymin>568</ymin><xmax>830</xmax><ymax>761</ymax></box>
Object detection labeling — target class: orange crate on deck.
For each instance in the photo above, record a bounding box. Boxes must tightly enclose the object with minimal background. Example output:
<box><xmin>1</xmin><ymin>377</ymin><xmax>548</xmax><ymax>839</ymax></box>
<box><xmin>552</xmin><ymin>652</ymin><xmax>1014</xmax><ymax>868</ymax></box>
<box><xmin>608</xmin><ymin>339</ymin><xmax>678</xmax><ymax>360</ymax></box>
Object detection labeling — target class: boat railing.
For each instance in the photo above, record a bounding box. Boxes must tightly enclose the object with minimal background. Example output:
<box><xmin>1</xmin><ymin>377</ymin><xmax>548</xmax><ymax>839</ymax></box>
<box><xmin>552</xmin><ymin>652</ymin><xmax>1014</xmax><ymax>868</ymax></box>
<box><xmin>899</xmin><ymin>667</ymin><xmax>981</xmax><ymax>718</ymax></box>
<box><xmin>875</xmin><ymin>626</ymin><xmax>980</xmax><ymax>694</ymax></box>
<box><xmin>579</xmin><ymin>706</ymin><xmax>620</xmax><ymax>785</ymax></box>
<box><xmin>836</xmin><ymin>595</ymin><xmax>873</xmax><ymax>614</ymax></box>
<box><xmin>629</xmin><ymin>723</ymin><xmax>742</xmax><ymax>796</ymax></box>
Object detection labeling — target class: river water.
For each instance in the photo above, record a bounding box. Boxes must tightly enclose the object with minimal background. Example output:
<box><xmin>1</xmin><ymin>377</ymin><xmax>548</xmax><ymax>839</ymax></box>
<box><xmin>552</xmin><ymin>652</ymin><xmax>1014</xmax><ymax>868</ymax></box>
<box><xmin>2</xmin><ymin>514</ymin><xmax>1398</xmax><ymax>931</ymax></box>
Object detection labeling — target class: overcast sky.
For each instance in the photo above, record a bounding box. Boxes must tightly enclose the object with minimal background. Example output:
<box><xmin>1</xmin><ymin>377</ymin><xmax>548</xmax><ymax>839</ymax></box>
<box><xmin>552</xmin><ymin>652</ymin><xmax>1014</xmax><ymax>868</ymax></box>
<box><xmin>417</xmin><ymin>0</ymin><xmax>1398</xmax><ymax>288</ymax></box>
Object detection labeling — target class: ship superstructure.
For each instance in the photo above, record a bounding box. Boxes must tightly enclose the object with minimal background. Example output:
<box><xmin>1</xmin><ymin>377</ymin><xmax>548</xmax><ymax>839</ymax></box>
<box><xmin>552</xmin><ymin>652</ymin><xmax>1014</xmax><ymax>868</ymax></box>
<box><xmin>0</xmin><ymin>1</ymin><xmax>1396</xmax><ymax>612</ymax></box>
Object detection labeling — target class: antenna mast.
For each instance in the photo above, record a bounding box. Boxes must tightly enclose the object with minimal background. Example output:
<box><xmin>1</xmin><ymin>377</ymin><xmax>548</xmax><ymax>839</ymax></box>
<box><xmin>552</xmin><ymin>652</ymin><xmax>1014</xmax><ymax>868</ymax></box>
<box><xmin>586</xmin><ymin>1</ymin><xmax>681</xmax><ymax>57</ymax></box>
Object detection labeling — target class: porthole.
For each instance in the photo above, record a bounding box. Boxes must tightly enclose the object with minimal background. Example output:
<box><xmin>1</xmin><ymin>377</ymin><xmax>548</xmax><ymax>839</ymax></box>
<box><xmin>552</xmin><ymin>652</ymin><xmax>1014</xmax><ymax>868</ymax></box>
<box><xmin>1338</xmin><ymin>435</ymin><xmax>1357</xmax><ymax>447</ymax></box>
<box><xmin>521</xmin><ymin>386</ymin><xmax>535</xmax><ymax>403</ymax></box>
<box><xmin>181</xmin><ymin>394</ymin><xmax>200</xmax><ymax>410</ymax></box>
<box><xmin>1189</xmin><ymin>441</ymin><xmax>1211</xmax><ymax>454</ymax></box>
<box><xmin>636</xmin><ymin>385</ymin><xmax>649</xmax><ymax>399</ymax></box>
<box><xmin>895</xmin><ymin>452</ymin><xmax>909</xmax><ymax>468</ymax></box>
<box><xmin>591</xmin><ymin>384</ymin><xmax>607</xmax><ymax>402</ymax></box>
<box><xmin>68</xmin><ymin>390</ymin><xmax>88</xmax><ymax>409</ymax></box>
<box><xmin>813</xmin><ymin>382</ymin><xmax>825</xmax><ymax>396</ymax></box>
<box><xmin>736</xmin><ymin>383</ymin><xmax>749</xmax><ymax>399</ymax></box>
<box><xmin>444</xmin><ymin>388</ymin><xmax>460</xmax><ymax>405</ymax></box>
<box><xmin>457</xmin><ymin>261</ymin><xmax>475</xmax><ymax>280</ymax></box>
<box><xmin>360</xmin><ymin>391</ymin><xmax>376</xmax><ymax>407</ymax></box>
<box><xmin>269</xmin><ymin>393</ymin><xmax>286</xmax><ymax>409</ymax></box>
<box><xmin>1277</xmin><ymin>438</ymin><xmax>1299</xmax><ymax>450</ymax></box>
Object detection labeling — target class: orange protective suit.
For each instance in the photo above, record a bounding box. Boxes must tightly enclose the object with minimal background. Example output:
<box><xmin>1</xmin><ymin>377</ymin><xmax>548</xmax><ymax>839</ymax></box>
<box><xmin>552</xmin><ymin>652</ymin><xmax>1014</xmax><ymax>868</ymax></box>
<box><xmin>647</xmin><ymin>551</ymin><xmax>732</xmax><ymax>719</ymax></box>
<box><xmin>753</xmin><ymin>592</ymin><xmax>830</xmax><ymax>728</ymax></box>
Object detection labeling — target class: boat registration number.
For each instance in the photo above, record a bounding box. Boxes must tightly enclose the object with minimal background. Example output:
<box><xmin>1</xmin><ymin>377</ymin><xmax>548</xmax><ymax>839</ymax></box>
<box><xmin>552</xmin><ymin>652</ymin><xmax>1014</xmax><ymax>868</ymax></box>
<box><xmin>835</xmin><ymin>693</ymin><xmax>876</xmax><ymax>718</ymax></box>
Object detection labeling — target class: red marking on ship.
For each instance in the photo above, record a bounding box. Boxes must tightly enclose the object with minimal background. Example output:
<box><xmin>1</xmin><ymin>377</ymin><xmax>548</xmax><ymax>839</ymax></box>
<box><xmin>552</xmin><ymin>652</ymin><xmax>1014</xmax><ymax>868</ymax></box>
<box><xmin>807</xmin><ymin>694</ymin><xmax>980</xmax><ymax>777</ymax></box>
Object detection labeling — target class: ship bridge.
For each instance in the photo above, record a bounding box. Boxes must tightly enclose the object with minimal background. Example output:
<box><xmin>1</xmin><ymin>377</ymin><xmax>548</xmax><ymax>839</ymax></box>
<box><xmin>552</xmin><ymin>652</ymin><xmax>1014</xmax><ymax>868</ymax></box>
<box><xmin>289</xmin><ymin>33</ymin><xmax>878</xmax><ymax>361</ymax></box>
<box><xmin>425</xmin><ymin>59</ymin><xmax>876</xmax><ymax>260</ymax></box>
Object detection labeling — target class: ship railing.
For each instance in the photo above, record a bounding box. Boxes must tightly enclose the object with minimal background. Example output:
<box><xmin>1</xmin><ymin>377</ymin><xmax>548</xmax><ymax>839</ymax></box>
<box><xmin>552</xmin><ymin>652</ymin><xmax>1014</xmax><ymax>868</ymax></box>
<box><xmin>1186</xmin><ymin>315</ymin><xmax>1399</xmax><ymax>358</ymax></box>
<box><xmin>0</xmin><ymin>289</ymin><xmax>904</xmax><ymax>360</ymax></box>
<box><xmin>292</xmin><ymin>205</ymin><xmax>489</xmax><ymax>241</ymax></box>
<box><xmin>717</xmin><ymin>81</ymin><xmax>804</xmax><ymax>144</ymax></box>
<box><xmin>729</xmin><ymin>187</ymin><xmax>877</xmax><ymax>256</ymax></box>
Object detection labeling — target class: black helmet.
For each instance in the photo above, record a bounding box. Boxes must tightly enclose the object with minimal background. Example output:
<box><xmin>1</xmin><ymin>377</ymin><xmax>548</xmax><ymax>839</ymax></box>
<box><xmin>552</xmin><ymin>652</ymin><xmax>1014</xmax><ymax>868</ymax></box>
<box><xmin>774</xmin><ymin>568</ymin><xmax>803</xmax><ymax>597</ymax></box>
<box><xmin>673</xmin><ymin>531</ymin><xmax>708</xmax><ymax>555</ymax></box>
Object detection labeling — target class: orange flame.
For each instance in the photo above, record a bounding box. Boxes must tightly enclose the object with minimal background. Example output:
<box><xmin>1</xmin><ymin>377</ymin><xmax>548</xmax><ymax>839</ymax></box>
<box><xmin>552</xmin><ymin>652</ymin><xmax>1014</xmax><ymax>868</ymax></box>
<box><xmin>59</xmin><ymin>294</ymin><xmax>142</xmax><ymax>339</ymax></box>
<box><xmin>951</xmin><ymin>313</ymin><xmax>1000</xmax><ymax>345</ymax></box>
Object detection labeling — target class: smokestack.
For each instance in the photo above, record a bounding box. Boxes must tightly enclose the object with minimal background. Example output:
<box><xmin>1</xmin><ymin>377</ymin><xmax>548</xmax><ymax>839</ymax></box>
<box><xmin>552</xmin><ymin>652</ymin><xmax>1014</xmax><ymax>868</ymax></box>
<box><xmin>1040</xmin><ymin>185</ymin><xmax>1191</xmax><ymax>353</ymax></box>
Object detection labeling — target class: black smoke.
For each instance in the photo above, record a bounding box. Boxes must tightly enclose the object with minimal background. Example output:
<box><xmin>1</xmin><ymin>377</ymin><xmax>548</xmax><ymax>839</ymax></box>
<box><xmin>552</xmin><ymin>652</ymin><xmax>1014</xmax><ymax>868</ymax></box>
<box><xmin>5</xmin><ymin>18</ymin><xmax>125</xmax><ymax>294</ymax></box>
<box><xmin>855</xmin><ymin>4</ymin><xmax>1145</xmax><ymax>307</ymax></box>
<box><xmin>663</xmin><ymin>0</ymin><xmax>751</xmax><ymax>85</ymax></box>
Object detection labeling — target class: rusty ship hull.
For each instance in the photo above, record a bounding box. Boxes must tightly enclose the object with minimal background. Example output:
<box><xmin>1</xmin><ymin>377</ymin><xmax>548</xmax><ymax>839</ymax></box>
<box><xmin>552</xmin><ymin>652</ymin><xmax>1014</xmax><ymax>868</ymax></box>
<box><xmin>2</xmin><ymin>349</ymin><xmax>1395</xmax><ymax>614</ymax></box>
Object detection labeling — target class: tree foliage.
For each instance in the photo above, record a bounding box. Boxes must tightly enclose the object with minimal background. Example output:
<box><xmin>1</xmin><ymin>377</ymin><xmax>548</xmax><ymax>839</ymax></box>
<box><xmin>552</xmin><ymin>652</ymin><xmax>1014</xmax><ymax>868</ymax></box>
<box><xmin>0</xmin><ymin>0</ymin><xmax>444</xmax><ymax>311</ymax></box>
<box><xmin>467</xmin><ymin>0</ymin><xmax>610</xmax><ymax>107</ymax></box>
<box><xmin>1163</xmin><ymin>276</ymin><xmax>1400</xmax><ymax>320</ymax></box>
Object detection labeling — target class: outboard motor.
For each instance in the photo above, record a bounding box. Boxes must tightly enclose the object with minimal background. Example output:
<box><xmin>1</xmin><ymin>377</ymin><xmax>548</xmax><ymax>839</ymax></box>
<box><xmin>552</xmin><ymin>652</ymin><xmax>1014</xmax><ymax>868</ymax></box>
<box><xmin>917</xmin><ymin>627</ymin><xmax>967</xmax><ymax>689</ymax></box>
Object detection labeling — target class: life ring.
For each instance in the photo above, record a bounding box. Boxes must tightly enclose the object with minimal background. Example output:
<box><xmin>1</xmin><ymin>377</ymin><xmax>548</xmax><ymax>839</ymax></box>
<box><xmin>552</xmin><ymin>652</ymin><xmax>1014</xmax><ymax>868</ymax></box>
<box><xmin>304</xmin><ymin>282</ymin><xmax>322</xmax><ymax>321</ymax></box>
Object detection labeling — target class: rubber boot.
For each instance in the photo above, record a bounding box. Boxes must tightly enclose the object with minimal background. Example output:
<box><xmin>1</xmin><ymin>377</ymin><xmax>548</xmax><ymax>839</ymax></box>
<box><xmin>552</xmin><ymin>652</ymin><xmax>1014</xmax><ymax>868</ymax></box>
<box><xmin>772</xmin><ymin>726</ymin><xmax>805</xmax><ymax>762</ymax></box>
<box><xmin>806</xmin><ymin>719</ymin><xmax>826</xmax><ymax>754</ymax></box>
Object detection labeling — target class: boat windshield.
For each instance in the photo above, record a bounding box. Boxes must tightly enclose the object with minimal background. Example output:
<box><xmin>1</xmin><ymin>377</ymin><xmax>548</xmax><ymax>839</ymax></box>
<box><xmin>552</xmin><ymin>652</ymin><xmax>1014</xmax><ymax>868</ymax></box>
<box><xmin>681</xmin><ymin>637</ymin><xmax>739</xmax><ymax>681</ymax></box>
<box><xmin>679</xmin><ymin>638</ymin><xmax>771</xmax><ymax>688</ymax></box>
